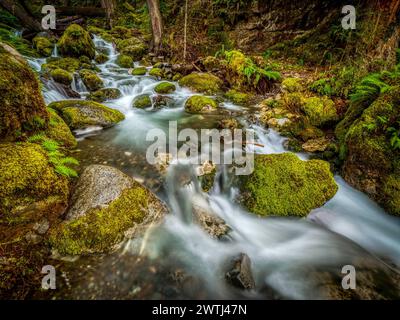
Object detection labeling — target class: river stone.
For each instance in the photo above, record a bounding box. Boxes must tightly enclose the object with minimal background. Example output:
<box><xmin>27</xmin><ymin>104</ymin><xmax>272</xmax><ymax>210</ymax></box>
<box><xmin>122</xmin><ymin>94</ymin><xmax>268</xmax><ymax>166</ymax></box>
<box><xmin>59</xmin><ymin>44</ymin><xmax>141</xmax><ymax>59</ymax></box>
<box><xmin>48</xmin><ymin>100</ymin><xmax>125</xmax><ymax>130</ymax></box>
<box><xmin>226</xmin><ymin>253</ymin><xmax>255</xmax><ymax>290</ymax></box>
<box><xmin>66</xmin><ymin>165</ymin><xmax>134</xmax><ymax>220</ymax></box>
<box><xmin>52</xmin><ymin>165</ymin><xmax>168</xmax><ymax>255</ymax></box>
<box><xmin>192</xmin><ymin>203</ymin><xmax>230</xmax><ymax>239</ymax></box>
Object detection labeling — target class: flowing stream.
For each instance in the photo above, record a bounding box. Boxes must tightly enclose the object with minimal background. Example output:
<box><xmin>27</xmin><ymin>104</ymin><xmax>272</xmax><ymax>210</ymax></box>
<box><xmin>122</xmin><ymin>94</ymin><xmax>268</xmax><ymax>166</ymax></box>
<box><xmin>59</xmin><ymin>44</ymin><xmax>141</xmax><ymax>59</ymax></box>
<box><xmin>27</xmin><ymin>36</ymin><xmax>400</xmax><ymax>299</ymax></box>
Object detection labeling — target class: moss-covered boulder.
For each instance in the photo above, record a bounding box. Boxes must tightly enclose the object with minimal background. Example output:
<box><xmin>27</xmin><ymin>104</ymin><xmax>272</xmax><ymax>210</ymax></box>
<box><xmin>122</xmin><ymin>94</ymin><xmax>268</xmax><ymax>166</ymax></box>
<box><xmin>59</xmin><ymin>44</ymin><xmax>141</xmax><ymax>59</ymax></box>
<box><xmin>41</xmin><ymin>57</ymin><xmax>81</xmax><ymax>73</ymax></box>
<box><xmin>154</xmin><ymin>82</ymin><xmax>176</xmax><ymax>94</ymax></box>
<box><xmin>282</xmin><ymin>77</ymin><xmax>303</xmax><ymax>93</ymax></box>
<box><xmin>45</xmin><ymin>108</ymin><xmax>77</xmax><ymax>148</ymax></box>
<box><xmin>87</xmin><ymin>88</ymin><xmax>122</xmax><ymax>102</ymax></box>
<box><xmin>301</xmin><ymin>96</ymin><xmax>338</xmax><ymax>127</ymax></box>
<box><xmin>58</xmin><ymin>24</ymin><xmax>95</xmax><ymax>59</ymax></box>
<box><xmin>131</xmin><ymin>67</ymin><xmax>147</xmax><ymax>75</ymax></box>
<box><xmin>132</xmin><ymin>94</ymin><xmax>152</xmax><ymax>109</ymax></box>
<box><xmin>50</xmin><ymin>165</ymin><xmax>167</xmax><ymax>255</ymax></box>
<box><xmin>32</xmin><ymin>36</ymin><xmax>54</xmax><ymax>57</ymax></box>
<box><xmin>239</xmin><ymin>153</ymin><xmax>338</xmax><ymax>217</ymax></box>
<box><xmin>149</xmin><ymin>67</ymin><xmax>164</xmax><ymax>78</ymax></box>
<box><xmin>179</xmin><ymin>72</ymin><xmax>223</xmax><ymax>94</ymax></box>
<box><xmin>341</xmin><ymin>87</ymin><xmax>400</xmax><ymax>216</ymax></box>
<box><xmin>0</xmin><ymin>42</ymin><xmax>49</xmax><ymax>141</ymax></box>
<box><xmin>50</xmin><ymin>68</ymin><xmax>73</xmax><ymax>86</ymax></box>
<box><xmin>224</xmin><ymin>90</ymin><xmax>251</xmax><ymax>105</ymax></box>
<box><xmin>95</xmin><ymin>53</ymin><xmax>108</xmax><ymax>64</ymax></box>
<box><xmin>79</xmin><ymin>69</ymin><xmax>104</xmax><ymax>91</ymax></box>
<box><xmin>48</xmin><ymin>100</ymin><xmax>125</xmax><ymax>130</ymax></box>
<box><xmin>0</xmin><ymin>143</ymin><xmax>69</xmax><ymax>217</ymax></box>
<box><xmin>185</xmin><ymin>95</ymin><xmax>218</xmax><ymax>113</ymax></box>
<box><xmin>116</xmin><ymin>37</ymin><xmax>147</xmax><ymax>61</ymax></box>
<box><xmin>116</xmin><ymin>54</ymin><xmax>133</xmax><ymax>68</ymax></box>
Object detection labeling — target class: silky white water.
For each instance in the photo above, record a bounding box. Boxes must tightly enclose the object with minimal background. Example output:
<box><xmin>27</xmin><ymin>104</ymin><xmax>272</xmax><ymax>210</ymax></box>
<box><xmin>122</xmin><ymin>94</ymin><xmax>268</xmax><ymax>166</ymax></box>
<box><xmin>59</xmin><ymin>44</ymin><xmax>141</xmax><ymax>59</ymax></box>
<box><xmin>27</xmin><ymin>36</ymin><xmax>400</xmax><ymax>299</ymax></box>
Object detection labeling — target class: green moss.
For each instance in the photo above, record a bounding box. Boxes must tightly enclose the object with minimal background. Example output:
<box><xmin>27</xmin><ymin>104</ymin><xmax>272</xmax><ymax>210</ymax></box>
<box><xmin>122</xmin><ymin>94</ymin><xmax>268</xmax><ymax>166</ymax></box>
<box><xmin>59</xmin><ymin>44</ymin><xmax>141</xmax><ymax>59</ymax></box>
<box><xmin>0</xmin><ymin>42</ymin><xmax>49</xmax><ymax>140</ymax></box>
<box><xmin>282</xmin><ymin>77</ymin><xmax>303</xmax><ymax>93</ymax></box>
<box><xmin>382</xmin><ymin>174</ymin><xmax>400</xmax><ymax>216</ymax></box>
<box><xmin>179</xmin><ymin>73</ymin><xmax>223</xmax><ymax>94</ymax></box>
<box><xmin>87</xmin><ymin>88</ymin><xmax>122</xmax><ymax>102</ymax></box>
<box><xmin>224</xmin><ymin>89</ymin><xmax>250</xmax><ymax>105</ymax></box>
<box><xmin>50</xmin><ymin>68</ymin><xmax>72</xmax><ymax>86</ymax></box>
<box><xmin>116</xmin><ymin>37</ymin><xmax>147</xmax><ymax>60</ymax></box>
<box><xmin>41</xmin><ymin>57</ymin><xmax>80</xmax><ymax>73</ymax></box>
<box><xmin>154</xmin><ymin>82</ymin><xmax>176</xmax><ymax>94</ymax></box>
<box><xmin>117</xmin><ymin>55</ymin><xmax>133</xmax><ymax>68</ymax></box>
<box><xmin>132</xmin><ymin>94</ymin><xmax>152</xmax><ymax>109</ymax></box>
<box><xmin>131</xmin><ymin>67</ymin><xmax>147</xmax><ymax>75</ymax></box>
<box><xmin>240</xmin><ymin>153</ymin><xmax>338</xmax><ymax>217</ymax></box>
<box><xmin>302</xmin><ymin>96</ymin><xmax>338</xmax><ymax>127</ymax></box>
<box><xmin>172</xmin><ymin>73</ymin><xmax>182</xmax><ymax>81</ymax></box>
<box><xmin>50</xmin><ymin>185</ymin><xmax>152</xmax><ymax>255</ymax></box>
<box><xmin>185</xmin><ymin>95</ymin><xmax>218</xmax><ymax>113</ymax></box>
<box><xmin>0</xmin><ymin>143</ymin><xmax>69</xmax><ymax>216</ymax></box>
<box><xmin>44</xmin><ymin>108</ymin><xmax>77</xmax><ymax>148</ymax></box>
<box><xmin>58</xmin><ymin>24</ymin><xmax>95</xmax><ymax>59</ymax></box>
<box><xmin>48</xmin><ymin>100</ymin><xmax>125</xmax><ymax>130</ymax></box>
<box><xmin>149</xmin><ymin>67</ymin><xmax>164</xmax><ymax>78</ymax></box>
<box><xmin>79</xmin><ymin>69</ymin><xmax>104</xmax><ymax>91</ymax></box>
<box><xmin>32</xmin><ymin>36</ymin><xmax>54</xmax><ymax>57</ymax></box>
<box><xmin>95</xmin><ymin>53</ymin><xmax>108</xmax><ymax>64</ymax></box>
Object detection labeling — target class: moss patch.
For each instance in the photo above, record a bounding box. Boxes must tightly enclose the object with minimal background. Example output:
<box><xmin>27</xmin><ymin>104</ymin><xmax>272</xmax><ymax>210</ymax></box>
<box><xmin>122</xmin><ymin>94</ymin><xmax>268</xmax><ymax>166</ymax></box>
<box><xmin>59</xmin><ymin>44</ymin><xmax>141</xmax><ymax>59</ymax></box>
<box><xmin>0</xmin><ymin>143</ymin><xmax>69</xmax><ymax>216</ymax></box>
<box><xmin>48</xmin><ymin>100</ymin><xmax>125</xmax><ymax>130</ymax></box>
<box><xmin>240</xmin><ymin>153</ymin><xmax>338</xmax><ymax>217</ymax></box>
<box><xmin>132</xmin><ymin>94</ymin><xmax>152</xmax><ymax>109</ymax></box>
<box><xmin>185</xmin><ymin>95</ymin><xmax>218</xmax><ymax>113</ymax></box>
<box><xmin>0</xmin><ymin>42</ymin><xmax>49</xmax><ymax>140</ymax></box>
<box><xmin>50</xmin><ymin>68</ymin><xmax>73</xmax><ymax>86</ymax></box>
<box><xmin>224</xmin><ymin>89</ymin><xmax>250</xmax><ymax>105</ymax></box>
<box><xmin>154</xmin><ymin>82</ymin><xmax>176</xmax><ymax>94</ymax></box>
<box><xmin>44</xmin><ymin>108</ymin><xmax>77</xmax><ymax>148</ymax></box>
<box><xmin>302</xmin><ymin>96</ymin><xmax>338</xmax><ymax>127</ymax></box>
<box><xmin>116</xmin><ymin>54</ymin><xmax>133</xmax><ymax>68</ymax></box>
<box><xmin>179</xmin><ymin>72</ymin><xmax>223</xmax><ymax>94</ymax></box>
<box><xmin>79</xmin><ymin>69</ymin><xmax>104</xmax><ymax>91</ymax></box>
<box><xmin>88</xmin><ymin>88</ymin><xmax>122</xmax><ymax>102</ymax></box>
<box><xmin>131</xmin><ymin>67</ymin><xmax>147</xmax><ymax>75</ymax></box>
<box><xmin>58</xmin><ymin>24</ymin><xmax>95</xmax><ymax>59</ymax></box>
<box><xmin>32</xmin><ymin>36</ymin><xmax>54</xmax><ymax>57</ymax></box>
<box><xmin>149</xmin><ymin>67</ymin><xmax>164</xmax><ymax>78</ymax></box>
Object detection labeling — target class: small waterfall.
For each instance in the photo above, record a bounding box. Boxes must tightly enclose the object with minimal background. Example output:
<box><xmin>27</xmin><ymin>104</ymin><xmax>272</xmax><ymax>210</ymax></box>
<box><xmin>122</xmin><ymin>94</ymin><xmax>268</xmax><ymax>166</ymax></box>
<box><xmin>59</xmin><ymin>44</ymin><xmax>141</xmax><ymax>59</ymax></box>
<box><xmin>51</xmin><ymin>44</ymin><xmax>59</xmax><ymax>58</ymax></box>
<box><xmin>71</xmin><ymin>74</ymin><xmax>88</xmax><ymax>94</ymax></box>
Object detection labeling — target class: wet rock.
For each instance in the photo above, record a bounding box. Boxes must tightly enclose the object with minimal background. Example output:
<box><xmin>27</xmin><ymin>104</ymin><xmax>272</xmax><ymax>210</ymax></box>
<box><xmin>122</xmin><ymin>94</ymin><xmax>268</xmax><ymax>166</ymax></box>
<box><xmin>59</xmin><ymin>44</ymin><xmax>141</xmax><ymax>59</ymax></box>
<box><xmin>50</xmin><ymin>165</ymin><xmax>168</xmax><ymax>255</ymax></box>
<box><xmin>153</xmin><ymin>95</ymin><xmax>174</xmax><ymax>109</ymax></box>
<box><xmin>33</xmin><ymin>218</ymin><xmax>50</xmax><ymax>235</ymax></box>
<box><xmin>185</xmin><ymin>95</ymin><xmax>218</xmax><ymax>114</ymax></box>
<box><xmin>154</xmin><ymin>82</ymin><xmax>176</xmax><ymax>94</ymax></box>
<box><xmin>226</xmin><ymin>253</ymin><xmax>255</xmax><ymax>290</ymax></box>
<box><xmin>196</xmin><ymin>161</ymin><xmax>217</xmax><ymax>192</ymax></box>
<box><xmin>239</xmin><ymin>153</ymin><xmax>338</xmax><ymax>217</ymax></box>
<box><xmin>132</xmin><ymin>94</ymin><xmax>152</xmax><ymax>109</ymax></box>
<box><xmin>192</xmin><ymin>202</ymin><xmax>230</xmax><ymax>239</ymax></box>
<box><xmin>48</xmin><ymin>100</ymin><xmax>124</xmax><ymax>130</ymax></box>
<box><xmin>179</xmin><ymin>72</ymin><xmax>223</xmax><ymax>94</ymax></box>
<box><xmin>88</xmin><ymin>88</ymin><xmax>122</xmax><ymax>102</ymax></box>
<box><xmin>79</xmin><ymin>69</ymin><xmax>104</xmax><ymax>91</ymax></box>
<box><xmin>58</xmin><ymin>24</ymin><xmax>95</xmax><ymax>59</ymax></box>
<box><xmin>302</xmin><ymin>137</ymin><xmax>330</xmax><ymax>153</ymax></box>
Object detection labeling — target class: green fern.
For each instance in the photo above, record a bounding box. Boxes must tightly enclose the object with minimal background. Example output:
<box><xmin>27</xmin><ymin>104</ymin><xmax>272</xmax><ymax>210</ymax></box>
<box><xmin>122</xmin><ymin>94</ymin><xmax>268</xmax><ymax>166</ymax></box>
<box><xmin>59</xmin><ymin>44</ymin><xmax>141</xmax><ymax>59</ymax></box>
<box><xmin>41</xmin><ymin>139</ymin><xmax>60</xmax><ymax>152</ymax></box>
<box><xmin>27</xmin><ymin>133</ymin><xmax>46</xmax><ymax>143</ymax></box>
<box><xmin>55</xmin><ymin>165</ymin><xmax>78</xmax><ymax>178</ymax></box>
<box><xmin>350</xmin><ymin>74</ymin><xmax>391</xmax><ymax>106</ymax></box>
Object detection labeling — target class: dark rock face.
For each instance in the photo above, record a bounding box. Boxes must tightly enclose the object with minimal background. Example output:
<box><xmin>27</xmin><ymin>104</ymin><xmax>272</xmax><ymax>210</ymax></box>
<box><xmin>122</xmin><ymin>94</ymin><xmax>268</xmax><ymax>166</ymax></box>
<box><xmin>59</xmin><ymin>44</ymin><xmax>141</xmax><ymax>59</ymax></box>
<box><xmin>226</xmin><ymin>253</ymin><xmax>255</xmax><ymax>290</ymax></box>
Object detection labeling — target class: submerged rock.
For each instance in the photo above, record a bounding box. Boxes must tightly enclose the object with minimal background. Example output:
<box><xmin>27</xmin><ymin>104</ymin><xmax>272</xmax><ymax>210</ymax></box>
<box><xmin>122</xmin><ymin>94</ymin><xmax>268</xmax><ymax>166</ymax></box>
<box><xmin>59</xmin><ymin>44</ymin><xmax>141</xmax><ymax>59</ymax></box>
<box><xmin>48</xmin><ymin>100</ymin><xmax>125</xmax><ymax>130</ymax></box>
<box><xmin>95</xmin><ymin>53</ymin><xmax>109</xmax><ymax>64</ymax></box>
<box><xmin>239</xmin><ymin>153</ymin><xmax>338</xmax><ymax>217</ymax></box>
<box><xmin>185</xmin><ymin>95</ymin><xmax>218</xmax><ymax>114</ymax></box>
<box><xmin>192</xmin><ymin>202</ymin><xmax>230</xmax><ymax>239</ymax></box>
<box><xmin>58</xmin><ymin>24</ymin><xmax>95</xmax><ymax>59</ymax></box>
<box><xmin>51</xmin><ymin>68</ymin><xmax>73</xmax><ymax>86</ymax></box>
<box><xmin>225</xmin><ymin>253</ymin><xmax>255</xmax><ymax>290</ymax></box>
<box><xmin>50</xmin><ymin>165</ymin><xmax>167</xmax><ymax>255</ymax></box>
<box><xmin>0</xmin><ymin>42</ymin><xmax>49</xmax><ymax>140</ymax></box>
<box><xmin>179</xmin><ymin>72</ymin><xmax>223</xmax><ymax>94</ymax></box>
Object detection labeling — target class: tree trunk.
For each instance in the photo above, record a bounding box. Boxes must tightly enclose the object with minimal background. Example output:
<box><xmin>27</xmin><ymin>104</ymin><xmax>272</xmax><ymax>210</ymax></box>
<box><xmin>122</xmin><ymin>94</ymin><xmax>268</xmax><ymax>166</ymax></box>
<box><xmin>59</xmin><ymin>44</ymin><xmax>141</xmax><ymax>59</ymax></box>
<box><xmin>0</xmin><ymin>0</ymin><xmax>42</xmax><ymax>32</ymax></box>
<box><xmin>101</xmin><ymin>0</ymin><xmax>116</xmax><ymax>29</ymax></box>
<box><xmin>183</xmin><ymin>0</ymin><xmax>188</xmax><ymax>61</ymax></box>
<box><xmin>146</xmin><ymin>0</ymin><xmax>163</xmax><ymax>53</ymax></box>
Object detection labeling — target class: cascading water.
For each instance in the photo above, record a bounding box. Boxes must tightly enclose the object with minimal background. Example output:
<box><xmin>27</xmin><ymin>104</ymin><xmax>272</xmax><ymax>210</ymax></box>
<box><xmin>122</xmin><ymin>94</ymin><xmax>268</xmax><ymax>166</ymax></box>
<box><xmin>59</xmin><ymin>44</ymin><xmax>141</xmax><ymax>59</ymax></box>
<box><xmin>29</xmin><ymin>36</ymin><xmax>400</xmax><ymax>299</ymax></box>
